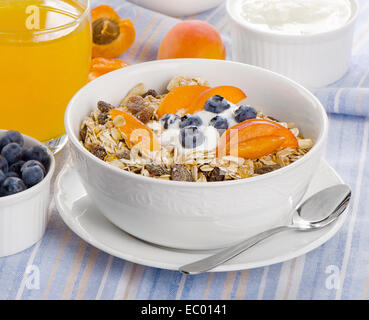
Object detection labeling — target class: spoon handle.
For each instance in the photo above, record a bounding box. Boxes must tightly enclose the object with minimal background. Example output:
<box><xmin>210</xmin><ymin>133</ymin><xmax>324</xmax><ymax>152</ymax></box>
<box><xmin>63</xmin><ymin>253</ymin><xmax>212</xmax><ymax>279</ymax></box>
<box><xmin>179</xmin><ymin>226</ymin><xmax>291</xmax><ymax>275</ymax></box>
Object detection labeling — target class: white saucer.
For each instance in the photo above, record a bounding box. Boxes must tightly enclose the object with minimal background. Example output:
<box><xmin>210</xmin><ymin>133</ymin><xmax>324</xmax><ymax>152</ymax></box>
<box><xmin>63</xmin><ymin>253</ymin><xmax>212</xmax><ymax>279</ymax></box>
<box><xmin>55</xmin><ymin>160</ymin><xmax>347</xmax><ymax>272</ymax></box>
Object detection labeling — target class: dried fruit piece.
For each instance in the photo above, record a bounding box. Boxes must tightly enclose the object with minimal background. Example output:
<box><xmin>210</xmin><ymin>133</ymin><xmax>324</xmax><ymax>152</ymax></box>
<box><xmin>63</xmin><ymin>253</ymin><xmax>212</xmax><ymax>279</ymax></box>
<box><xmin>217</xmin><ymin>119</ymin><xmax>298</xmax><ymax>159</ymax></box>
<box><xmin>185</xmin><ymin>86</ymin><xmax>247</xmax><ymax>114</ymax></box>
<box><xmin>254</xmin><ymin>164</ymin><xmax>281</xmax><ymax>175</ymax></box>
<box><xmin>98</xmin><ymin>112</ymin><xmax>109</xmax><ymax>125</ymax></box>
<box><xmin>91</xmin><ymin>5</ymin><xmax>135</xmax><ymax>58</ymax></box>
<box><xmin>207</xmin><ymin>167</ymin><xmax>225</xmax><ymax>182</ymax></box>
<box><xmin>125</xmin><ymin>96</ymin><xmax>154</xmax><ymax>124</ymax></box>
<box><xmin>145</xmin><ymin>164</ymin><xmax>170</xmax><ymax>176</ymax></box>
<box><xmin>91</xmin><ymin>145</ymin><xmax>107</xmax><ymax>160</ymax></box>
<box><xmin>127</xmin><ymin>96</ymin><xmax>146</xmax><ymax>114</ymax></box>
<box><xmin>142</xmin><ymin>89</ymin><xmax>158</xmax><ymax>98</ymax></box>
<box><xmin>156</xmin><ymin>85</ymin><xmax>210</xmax><ymax>118</ymax></box>
<box><xmin>136</xmin><ymin>106</ymin><xmax>155</xmax><ymax>124</ymax></box>
<box><xmin>117</xmin><ymin>149</ymin><xmax>131</xmax><ymax>160</ymax></box>
<box><xmin>98</xmin><ymin>101</ymin><xmax>114</xmax><ymax>113</ymax></box>
<box><xmin>109</xmin><ymin>109</ymin><xmax>159</xmax><ymax>152</ymax></box>
<box><xmin>170</xmin><ymin>164</ymin><xmax>193</xmax><ymax>182</ymax></box>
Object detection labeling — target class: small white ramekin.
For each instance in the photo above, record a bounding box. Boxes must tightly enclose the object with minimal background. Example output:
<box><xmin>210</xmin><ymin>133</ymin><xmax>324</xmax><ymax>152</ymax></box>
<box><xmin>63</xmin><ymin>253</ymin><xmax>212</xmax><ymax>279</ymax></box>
<box><xmin>227</xmin><ymin>0</ymin><xmax>359</xmax><ymax>88</ymax></box>
<box><xmin>0</xmin><ymin>131</ymin><xmax>55</xmax><ymax>257</ymax></box>
<box><xmin>128</xmin><ymin>0</ymin><xmax>223</xmax><ymax>17</ymax></box>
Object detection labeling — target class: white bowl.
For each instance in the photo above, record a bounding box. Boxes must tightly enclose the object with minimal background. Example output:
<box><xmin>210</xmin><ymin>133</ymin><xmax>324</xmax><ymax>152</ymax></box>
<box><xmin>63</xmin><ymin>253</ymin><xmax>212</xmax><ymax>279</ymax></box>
<box><xmin>127</xmin><ymin>0</ymin><xmax>224</xmax><ymax>17</ymax></box>
<box><xmin>0</xmin><ymin>131</ymin><xmax>55</xmax><ymax>257</ymax></box>
<box><xmin>227</xmin><ymin>0</ymin><xmax>359</xmax><ymax>88</ymax></box>
<box><xmin>65</xmin><ymin>59</ymin><xmax>328</xmax><ymax>250</ymax></box>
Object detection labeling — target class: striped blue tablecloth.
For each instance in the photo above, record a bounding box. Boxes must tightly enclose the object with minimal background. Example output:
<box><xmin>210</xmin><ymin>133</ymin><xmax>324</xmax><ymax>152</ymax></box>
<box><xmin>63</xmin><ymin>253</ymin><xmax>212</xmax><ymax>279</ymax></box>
<box><xmin>1</xmin><ymin>0</ymin><xmax>369</xmax><ymax>300</ymax></box>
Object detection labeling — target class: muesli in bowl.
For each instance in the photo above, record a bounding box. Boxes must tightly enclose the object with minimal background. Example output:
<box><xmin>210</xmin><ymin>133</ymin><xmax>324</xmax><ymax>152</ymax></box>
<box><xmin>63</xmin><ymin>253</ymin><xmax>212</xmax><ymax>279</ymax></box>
<box><xmin>80</xmin><ymin>75</ymin><xmax>313</xmax><ymax>182</ymax></box>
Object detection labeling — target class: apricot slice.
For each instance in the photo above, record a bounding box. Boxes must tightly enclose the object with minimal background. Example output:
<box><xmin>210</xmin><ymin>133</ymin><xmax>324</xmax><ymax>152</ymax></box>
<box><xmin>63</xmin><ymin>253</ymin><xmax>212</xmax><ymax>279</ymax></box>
<box><xmin>91</xmin><ymin>57</ymin><xmax>129</xmax><ymax>73</ymax></box>
<box><xmin>185</xmin><ymin>86</ymin><xmax>247</xmax><ymax>114</ymax></box>
<box><xmin>88</xmin><ymin>70</ymin><xmax>102</xmax><ymax>82</ymax></box>
<box><xmin>217</xmin><ymin>119</ymin><xmax>298</xmax><ymax>159</ymax></box>
<box><xmin>92</xmin><ymin>5</ymin><xmax>135</xmax><ymax>58</ymax></box>
<box><xmin>156</xmin><ymin>85</ymin><xmax>210</xmax><ymax>118</ymax></box>
<box><xmin>88</xmin><ymin>57</ymin><xmax>129</xmax><ymax>82</ymax></box>
<box><xmin>109</xmin><ymin>109</ymin><xmax>159</xmax><ymax>153</ymax></box>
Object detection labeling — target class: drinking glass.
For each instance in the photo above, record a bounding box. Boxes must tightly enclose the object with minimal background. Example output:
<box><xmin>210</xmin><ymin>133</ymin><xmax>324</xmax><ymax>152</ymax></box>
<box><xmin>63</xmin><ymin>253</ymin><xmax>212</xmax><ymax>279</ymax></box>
<box><xmin>0</xmin><ymin>0</ymin><xmax>91</xmax><ymax>151</ymax></box>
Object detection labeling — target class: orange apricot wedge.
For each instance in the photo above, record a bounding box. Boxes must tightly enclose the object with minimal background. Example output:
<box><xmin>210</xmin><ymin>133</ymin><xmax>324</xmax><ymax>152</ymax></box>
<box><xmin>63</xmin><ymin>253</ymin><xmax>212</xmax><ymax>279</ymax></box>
<box><xmin>109</xmin><ymin>109</ymin><xmax>159</xmax><ymax>153</ymax></box>
<box><xmin>217</xmin><ymin>119</ymin><xmax>298</xmax><ymax>159</ymax></box>
<box><xmin>88</xmin><ymin>57</ymin><xmax>129</xmax><ymax>82</ymax></box>
<box><xmin>185</xmin><ymin>85</ymin><xmax>247</xmax><ymax>114</ymax></box>
<box><xmin>156</xmin><ymin>85</ymin><xmax>210</xmax><ymax>118</ymax></box>
<box><xmin>91</xmin><ymin>5</ymin><xmax>135</xmax><ymax>58</ymax></box>
<box><xmin>90</xmin><ymin>57</ymin><xmax>129</xmax><ymax>73</ymax></box>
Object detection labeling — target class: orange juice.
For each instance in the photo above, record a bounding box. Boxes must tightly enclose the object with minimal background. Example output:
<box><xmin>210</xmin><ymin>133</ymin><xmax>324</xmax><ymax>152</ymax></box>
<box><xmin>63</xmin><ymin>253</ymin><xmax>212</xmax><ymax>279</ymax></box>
<box><xmin>0</xmin><ymin>0</ymin><xmax>91</xmax><ymax>141</ymax></box>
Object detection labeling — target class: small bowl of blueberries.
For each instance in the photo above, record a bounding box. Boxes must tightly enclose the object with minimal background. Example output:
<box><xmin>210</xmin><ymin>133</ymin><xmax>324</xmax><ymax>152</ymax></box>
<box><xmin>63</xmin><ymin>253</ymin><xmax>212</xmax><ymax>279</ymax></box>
<box><xmin>0</xmin><ymin>130</ymin><xmax>55</xmax><ymax>257</ymax></box>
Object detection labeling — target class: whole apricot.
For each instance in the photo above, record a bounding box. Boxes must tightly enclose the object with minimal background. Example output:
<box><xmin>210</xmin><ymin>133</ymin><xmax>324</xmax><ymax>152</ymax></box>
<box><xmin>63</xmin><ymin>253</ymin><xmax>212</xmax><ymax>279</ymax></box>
<box><xmin>157</xmin><ymin>20</ymin><xmax>226</xmax><ymax>60</ymax></box>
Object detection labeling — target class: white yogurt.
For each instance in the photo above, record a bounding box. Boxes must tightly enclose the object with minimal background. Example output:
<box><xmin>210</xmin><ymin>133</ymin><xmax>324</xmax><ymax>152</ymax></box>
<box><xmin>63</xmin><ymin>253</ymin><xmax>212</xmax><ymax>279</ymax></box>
<box><xmin>159</xmin><ymin>102</ymin><xmax>242</xmax><ymax>154</ymax></box>
<box><xmin>240</xmin><ymin>0</ymin><xmax>352</xmax><ymax>35</ymax></box>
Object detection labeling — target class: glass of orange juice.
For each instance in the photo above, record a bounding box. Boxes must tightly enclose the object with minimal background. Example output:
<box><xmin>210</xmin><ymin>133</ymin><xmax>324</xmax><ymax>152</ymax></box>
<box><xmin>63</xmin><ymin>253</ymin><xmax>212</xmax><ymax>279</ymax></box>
<box><xmin>0</xmin><ymin>0</ymin><xmax>91</xmax><ymax>148</ymax></box>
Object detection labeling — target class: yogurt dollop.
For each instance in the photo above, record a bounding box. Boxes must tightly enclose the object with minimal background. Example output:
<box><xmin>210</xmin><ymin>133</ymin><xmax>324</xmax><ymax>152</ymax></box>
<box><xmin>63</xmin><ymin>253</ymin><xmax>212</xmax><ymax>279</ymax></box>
<box><xmin>240</xmin><ymin>0</ymin><xmax>352</xmax><ymax>35</ymax></box>
<box><xmin>159</xmin><ymin>102</ymin><xmax>244</xmax><ymax>155</ymax></box>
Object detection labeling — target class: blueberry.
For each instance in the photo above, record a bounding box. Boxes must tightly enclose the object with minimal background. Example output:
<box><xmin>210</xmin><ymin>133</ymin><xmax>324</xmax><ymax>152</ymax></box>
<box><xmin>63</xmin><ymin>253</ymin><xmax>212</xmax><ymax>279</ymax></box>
<box><xmin>0</xmin><ymin>134</ymin><xmax>11</xmax><ymax>152</ymax></box>
<box><xmin>1</xmin><ymin>143</ymin><xmax>23</xmax><ymax>164</ymax></box>
<box><xmin>234</xmin><ymin>105</ymin><xmax>257</xmax><ymax>123</ymax></box>
<box><xmin>160</xmin><ymin>113</ymin><xmax>180</xmax><ymax>129</ymax></box>
<box><xmin>21</xmin><ymin>160</ymin><xmax>46</xmax><ymax>175</ymax></box>
<box><xmin>9</xmin><ymin>160</ymin><xmax>25</xmax><ymax>176</ymax></box>
<box><xmin>23</xmin><ymin>145</ymin><xmax>50</xmax><ymax>167</ymax></box>
<box><xmin>22</xmin><ymin>165</ymin><xmax>45</xmax><ymax>188</ymax></box>
<box><xmin>209</xmin><ymin>116</ymin><xmax>229</xmax><ymax>134</ymax></box>
<box><xmin>0</xmin><ymin>177</ymin><xmax>26</xmax><ymax>196</ymax></box>
<box><xmin>5</xmin><ymin>131</ymin><xmax>24</xmax><ymax>147</ymax></box>
<box><xmin>204</xmin><ymin>95</ymin><xmax>230</xmax><ymax>114</ymax></box>
<box><xmin>5</xmin><ymin>171</ymin><xmax>19</xmax><ymax>178</ymax></box>
<box><xmin>0</xmin><ymin>155</ymin><xmax>8</xmax><ymax>173</ymax></box>
<box><xmin>180</xmin><ymin>126</ymin><xmax>205</xmax><ymax>149</ymax></box>
<box><xmin>0</xmin><ymin>170</ymin><xmax>5</xmax><ymax>186</ymax></box>
<box><xmin>179</xmin><ymin>114</ymin><xmax>203</xmax><ymax>129</ymax></box>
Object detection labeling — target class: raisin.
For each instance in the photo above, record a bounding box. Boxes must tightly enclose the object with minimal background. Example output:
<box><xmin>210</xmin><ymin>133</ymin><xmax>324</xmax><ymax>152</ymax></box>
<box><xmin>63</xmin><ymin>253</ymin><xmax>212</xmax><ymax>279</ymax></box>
<box><xmin>170</xmin><ymin>164</ymin><xmax>193</xmax><ymax>182</ymax></box>
<box><xmin>80</xmin><ymin>126</ymin><xmax>87</xmax><ymax>142</ymax></box>
<box><xmin>91</xmin><ymin>144</ymin><xmax>107</xmax><ymax>161</ymax></box>
<box><xmin>207</xmin><ymin>167</ymin><xmax>225</xmax><ymax>182</ymax></box>
<box><xmin>117</xmin><ymin>149</ymin><xmax>131</xmax><ymax>160</ymax></box>
<box><xmin>254</xmin><ymin>164</ymin><xmax>281</xmax><ymax>175</ymax></box>
<box><xmin>136</xmin><ymin>106</ymin><xmax>154</xmax><ymax>124</ymax></box>
<box><xmin>127</xmin><ymin>96</ymin><xmax>146</xmax><ymax>114</ymax></box>
<box><xmin>97</xmin><ymin>101</ymin><xmax>114</xmax><ymax>113</ymax></box>
<box><xmin>145</xmin><ymin>164</ymin><xmax>169</xmax><ymax>176</ymax></box>
<box><xmin>98</xmin><ymin>112</ymin><xmax>109</xmax><ymax>125</ymax></box>
<box><xmin>142</xmin><ymin>89</ymin><xmax>158</xmax><ymax>98</ymax></box>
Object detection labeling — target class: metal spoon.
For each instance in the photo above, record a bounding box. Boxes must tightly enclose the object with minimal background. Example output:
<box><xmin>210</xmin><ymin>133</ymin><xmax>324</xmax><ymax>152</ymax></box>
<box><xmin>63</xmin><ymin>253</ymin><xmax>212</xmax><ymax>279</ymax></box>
<box><xmin>179</xmin><ymin>184</ymin><xmax>351</xmax><ymax>275</ymax></box>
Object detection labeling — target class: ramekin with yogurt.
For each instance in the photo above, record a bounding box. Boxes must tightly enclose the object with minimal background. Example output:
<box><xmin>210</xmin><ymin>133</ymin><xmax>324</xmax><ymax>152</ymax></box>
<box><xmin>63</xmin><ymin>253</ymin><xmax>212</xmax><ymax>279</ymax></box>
<box><xmin>227</xmin><ymin>0</ymin><xmax>359</xmax><ymax>88</ymax></box>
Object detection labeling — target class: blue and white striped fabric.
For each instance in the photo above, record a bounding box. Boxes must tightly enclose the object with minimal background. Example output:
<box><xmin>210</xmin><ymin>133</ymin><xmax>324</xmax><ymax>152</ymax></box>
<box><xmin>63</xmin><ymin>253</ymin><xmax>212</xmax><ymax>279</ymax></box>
<box><xmin>1</xmin><ymin>0</ymin><xmax>369</xmax><ymax>300</ymax></box>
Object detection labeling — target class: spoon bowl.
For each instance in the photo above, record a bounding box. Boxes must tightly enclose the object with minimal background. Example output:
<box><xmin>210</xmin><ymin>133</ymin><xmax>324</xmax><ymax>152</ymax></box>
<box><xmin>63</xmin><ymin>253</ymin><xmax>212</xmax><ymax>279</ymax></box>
<box><xmin>292</xmin><ymin>184</ymin><xmax>351</xmax><ymax>229</ymax></box>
